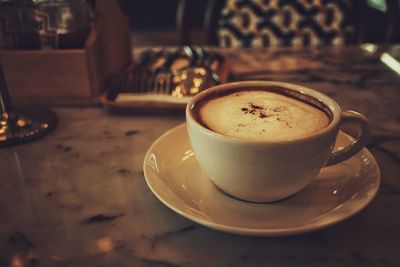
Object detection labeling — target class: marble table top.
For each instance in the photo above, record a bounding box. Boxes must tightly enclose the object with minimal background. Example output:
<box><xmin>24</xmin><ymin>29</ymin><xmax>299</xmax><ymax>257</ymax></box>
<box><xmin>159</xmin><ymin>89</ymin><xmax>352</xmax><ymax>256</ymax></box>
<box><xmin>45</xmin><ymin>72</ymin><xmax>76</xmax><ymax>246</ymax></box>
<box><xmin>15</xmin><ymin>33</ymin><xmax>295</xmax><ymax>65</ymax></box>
<box><xmin>1</xmin><ymin>45</ymin><xmax>400</xmax><ymax>267</ymax></box>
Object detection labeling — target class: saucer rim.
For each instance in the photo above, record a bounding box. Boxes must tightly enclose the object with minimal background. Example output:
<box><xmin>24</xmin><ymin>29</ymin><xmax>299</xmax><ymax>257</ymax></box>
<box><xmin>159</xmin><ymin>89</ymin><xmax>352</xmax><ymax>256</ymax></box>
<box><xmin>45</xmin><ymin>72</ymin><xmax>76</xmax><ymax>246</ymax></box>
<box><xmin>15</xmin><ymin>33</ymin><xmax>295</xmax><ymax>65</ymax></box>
<box><xmin>143</xmin><ymin>124</ymin><xmax>381</xmax><ymax>236</ymax></box>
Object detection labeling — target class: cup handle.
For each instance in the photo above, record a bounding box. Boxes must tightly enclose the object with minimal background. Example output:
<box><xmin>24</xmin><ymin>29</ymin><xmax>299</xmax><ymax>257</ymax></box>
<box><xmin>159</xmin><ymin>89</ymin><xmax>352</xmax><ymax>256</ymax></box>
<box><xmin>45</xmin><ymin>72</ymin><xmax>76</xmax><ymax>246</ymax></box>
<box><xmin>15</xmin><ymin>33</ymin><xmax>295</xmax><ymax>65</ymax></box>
<box><xmin>325</xmin><ymin>110</ymin><xmax>371</xmax><ymax>166</ymax></box>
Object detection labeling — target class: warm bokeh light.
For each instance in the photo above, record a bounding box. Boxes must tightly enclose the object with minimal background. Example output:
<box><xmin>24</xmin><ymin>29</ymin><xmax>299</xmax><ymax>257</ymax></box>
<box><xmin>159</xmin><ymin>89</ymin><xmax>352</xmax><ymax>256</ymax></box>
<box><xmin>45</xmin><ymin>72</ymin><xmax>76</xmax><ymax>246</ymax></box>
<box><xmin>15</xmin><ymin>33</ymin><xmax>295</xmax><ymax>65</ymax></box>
<box><xmin>96</xmin><ymin>237</ymin><xmax>113</xmax><ymax>253</ymax></box>
<box><xmin>10</xmin><ymin>255</ymin><xmax>24</xmax><ymax>267</ymax></box>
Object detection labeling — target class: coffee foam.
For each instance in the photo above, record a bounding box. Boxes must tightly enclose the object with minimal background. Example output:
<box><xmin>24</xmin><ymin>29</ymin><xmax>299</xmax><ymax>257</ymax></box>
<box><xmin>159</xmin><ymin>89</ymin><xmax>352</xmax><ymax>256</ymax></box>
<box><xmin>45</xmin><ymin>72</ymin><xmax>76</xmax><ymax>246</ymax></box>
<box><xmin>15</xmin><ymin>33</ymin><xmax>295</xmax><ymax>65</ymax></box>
<box><xmin>197</xmin><ymin>90</ymin><xmax>330</xmax><ymax>141</ymax></box>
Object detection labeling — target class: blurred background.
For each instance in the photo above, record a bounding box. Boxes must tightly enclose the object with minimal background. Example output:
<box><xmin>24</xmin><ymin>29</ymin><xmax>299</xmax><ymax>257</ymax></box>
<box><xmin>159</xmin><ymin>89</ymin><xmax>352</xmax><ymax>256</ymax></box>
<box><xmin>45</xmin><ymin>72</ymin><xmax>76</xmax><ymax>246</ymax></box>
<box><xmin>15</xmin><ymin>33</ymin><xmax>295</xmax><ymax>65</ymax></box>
<box><xmin>1</xmin><ymin>0</ymin><xmax>399</xmax><ymax>108</ymax></box>
<box><xmin>121</xmin><ymin>0</ymin><xmax>400</xmax><ymax>46</ymax></box>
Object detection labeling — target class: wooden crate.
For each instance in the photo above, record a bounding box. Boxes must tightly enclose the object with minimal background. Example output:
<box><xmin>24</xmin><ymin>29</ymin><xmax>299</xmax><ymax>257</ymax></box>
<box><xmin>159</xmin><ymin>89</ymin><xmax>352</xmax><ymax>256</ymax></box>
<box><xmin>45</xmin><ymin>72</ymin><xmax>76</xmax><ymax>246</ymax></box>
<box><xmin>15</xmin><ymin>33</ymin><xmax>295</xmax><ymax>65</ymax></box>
<box><xmin>0</xmin><ymin>0</ymin><xmax>132</xmax><ymax>106</ymax></box>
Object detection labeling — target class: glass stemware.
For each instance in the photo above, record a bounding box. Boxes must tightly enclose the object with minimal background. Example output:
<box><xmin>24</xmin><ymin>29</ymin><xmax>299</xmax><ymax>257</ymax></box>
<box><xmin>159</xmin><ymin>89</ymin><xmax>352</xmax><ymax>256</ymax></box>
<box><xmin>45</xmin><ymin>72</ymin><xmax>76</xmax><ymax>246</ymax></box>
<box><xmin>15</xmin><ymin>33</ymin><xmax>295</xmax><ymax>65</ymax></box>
<box><xmin>0</xmin><ymin>63</ymin><xmax>57</xmax><ymax>147</ymax></box>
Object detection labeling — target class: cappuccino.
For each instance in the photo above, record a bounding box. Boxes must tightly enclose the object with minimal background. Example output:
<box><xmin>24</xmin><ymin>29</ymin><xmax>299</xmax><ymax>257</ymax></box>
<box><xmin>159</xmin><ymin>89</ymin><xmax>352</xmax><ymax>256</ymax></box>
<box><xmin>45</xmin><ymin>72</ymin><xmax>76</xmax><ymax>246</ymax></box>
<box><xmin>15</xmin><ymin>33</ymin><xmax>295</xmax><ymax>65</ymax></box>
<box><xmin>195</xmin><ymin>88</ymin><xmax>330</xmax><ymax>141</ymax></box>
<box><xmin>187</xmin><ymin>81</ymin><xmax>370</xmax><ymax>202</ymax></box>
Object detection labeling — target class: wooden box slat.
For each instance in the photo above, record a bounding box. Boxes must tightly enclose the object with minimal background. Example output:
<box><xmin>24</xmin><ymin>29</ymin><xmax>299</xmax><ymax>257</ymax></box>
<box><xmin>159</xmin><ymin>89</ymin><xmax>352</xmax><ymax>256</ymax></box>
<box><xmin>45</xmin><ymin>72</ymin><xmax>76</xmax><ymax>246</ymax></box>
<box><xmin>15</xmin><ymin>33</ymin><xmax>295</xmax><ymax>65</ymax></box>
<box><xmin>0</xmin><ymin>50</ymin><xmax>92</xmax><ymax>99</ymax></box>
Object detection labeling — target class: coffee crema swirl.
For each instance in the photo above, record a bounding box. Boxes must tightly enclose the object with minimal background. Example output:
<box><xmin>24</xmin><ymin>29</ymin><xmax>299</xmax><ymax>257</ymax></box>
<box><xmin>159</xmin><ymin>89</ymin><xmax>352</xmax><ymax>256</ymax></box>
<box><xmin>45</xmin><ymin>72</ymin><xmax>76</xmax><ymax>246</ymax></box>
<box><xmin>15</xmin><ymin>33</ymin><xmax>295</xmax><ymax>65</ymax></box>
<box><xmin>193</xmin><ymin>87</ymin><xmax>331</xmax><ymax>141</ymax></box>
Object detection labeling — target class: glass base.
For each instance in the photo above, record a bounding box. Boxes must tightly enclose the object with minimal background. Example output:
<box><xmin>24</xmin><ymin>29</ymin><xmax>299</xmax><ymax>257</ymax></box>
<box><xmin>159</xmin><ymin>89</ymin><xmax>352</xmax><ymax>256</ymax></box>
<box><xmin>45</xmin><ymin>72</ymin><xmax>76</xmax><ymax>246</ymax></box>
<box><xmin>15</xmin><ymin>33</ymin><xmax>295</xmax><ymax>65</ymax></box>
<box><xmin>0</xmin><ymin>107</ymin><xmax>57</xmax><ymax>147</ymax></box>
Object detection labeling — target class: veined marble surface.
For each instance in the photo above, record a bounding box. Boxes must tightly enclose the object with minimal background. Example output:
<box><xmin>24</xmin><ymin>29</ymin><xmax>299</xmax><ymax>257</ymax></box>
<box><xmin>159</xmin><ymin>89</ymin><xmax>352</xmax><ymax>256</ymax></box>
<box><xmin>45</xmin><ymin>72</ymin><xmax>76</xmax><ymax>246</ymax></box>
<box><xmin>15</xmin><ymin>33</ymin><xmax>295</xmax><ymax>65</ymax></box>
<box><xmin>1</xmin><ymin>46</ymin><xmax>400</xmax><ymax>267</ymax></box>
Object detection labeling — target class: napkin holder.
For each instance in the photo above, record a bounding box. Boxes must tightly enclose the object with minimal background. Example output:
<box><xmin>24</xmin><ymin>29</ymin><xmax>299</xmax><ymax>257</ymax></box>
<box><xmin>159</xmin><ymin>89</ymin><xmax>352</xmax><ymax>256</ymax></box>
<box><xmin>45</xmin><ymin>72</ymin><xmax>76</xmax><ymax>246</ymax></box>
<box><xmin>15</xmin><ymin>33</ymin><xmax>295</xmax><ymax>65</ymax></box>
<box><xmin>0</xmin><ymin>0</ymin><xmax>132</xmax><ymax>106</ymax></box>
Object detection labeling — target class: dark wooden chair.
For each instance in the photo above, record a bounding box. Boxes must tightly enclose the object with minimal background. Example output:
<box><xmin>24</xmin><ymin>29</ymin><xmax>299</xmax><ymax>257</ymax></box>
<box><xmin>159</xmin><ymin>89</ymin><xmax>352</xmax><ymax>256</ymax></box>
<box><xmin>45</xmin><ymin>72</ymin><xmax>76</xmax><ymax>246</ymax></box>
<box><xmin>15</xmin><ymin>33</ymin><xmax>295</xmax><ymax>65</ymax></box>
<box><xmin>176</xmin><ymin>0</ymin><xmax>226</xmax><ymax>45</ymax></box>
<box><xmin>354</xmin><ymin>0</ymin><xmax>400</xmax><ymax>44</ymax></box>
<box><xmin>177</xmin><ymin>0</ymin><xmax>400</xmax><ymax>46</ymax></box>
<box><xmin>386</xmin><ymin>0</ymin><xmax>400</xmax><ymax>43</ymax></box>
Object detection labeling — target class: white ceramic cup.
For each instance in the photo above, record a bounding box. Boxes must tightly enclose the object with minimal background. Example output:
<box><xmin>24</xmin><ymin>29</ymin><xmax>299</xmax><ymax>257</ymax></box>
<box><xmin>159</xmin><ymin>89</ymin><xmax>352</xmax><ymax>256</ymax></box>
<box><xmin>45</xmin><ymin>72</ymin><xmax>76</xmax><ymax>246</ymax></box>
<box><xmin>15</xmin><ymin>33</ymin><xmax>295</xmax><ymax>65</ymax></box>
<box><xmin>186</xmin><ymin>81</ymin><xmax>371</xmax><ymax>202</ymax></box>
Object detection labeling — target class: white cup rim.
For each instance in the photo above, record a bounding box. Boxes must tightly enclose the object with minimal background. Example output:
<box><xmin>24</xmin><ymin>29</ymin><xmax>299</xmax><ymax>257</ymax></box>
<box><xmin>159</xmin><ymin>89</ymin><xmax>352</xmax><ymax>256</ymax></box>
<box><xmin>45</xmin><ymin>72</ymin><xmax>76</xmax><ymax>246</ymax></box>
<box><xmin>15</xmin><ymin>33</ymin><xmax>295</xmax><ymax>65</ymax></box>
<box><xmin>186</xmin><ymin>81</ymin><xmax>342</xmax><ymax>145</ymax></box>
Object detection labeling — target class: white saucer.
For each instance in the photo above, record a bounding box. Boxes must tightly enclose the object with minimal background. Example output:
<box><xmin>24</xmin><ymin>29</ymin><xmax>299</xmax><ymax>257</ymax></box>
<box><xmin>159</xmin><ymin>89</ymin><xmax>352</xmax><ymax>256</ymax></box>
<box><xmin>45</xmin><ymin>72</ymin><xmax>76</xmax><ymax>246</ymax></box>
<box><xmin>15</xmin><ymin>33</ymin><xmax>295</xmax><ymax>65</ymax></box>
<box><xmin>143</xmin><ymin>124</ymin><xmax>380</xmax><ymax>236</ymax></box>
